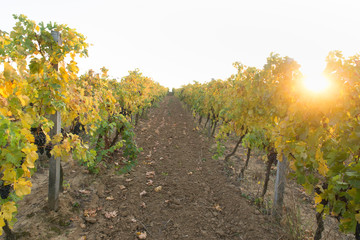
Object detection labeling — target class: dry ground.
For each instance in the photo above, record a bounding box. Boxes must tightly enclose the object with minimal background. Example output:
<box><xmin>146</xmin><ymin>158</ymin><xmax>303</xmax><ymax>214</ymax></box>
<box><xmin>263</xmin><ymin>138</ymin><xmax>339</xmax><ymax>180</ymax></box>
<box><xmin>4</xmin><ymin>96</ymin><xmax>355</xmax><ymax>240</ymax></box>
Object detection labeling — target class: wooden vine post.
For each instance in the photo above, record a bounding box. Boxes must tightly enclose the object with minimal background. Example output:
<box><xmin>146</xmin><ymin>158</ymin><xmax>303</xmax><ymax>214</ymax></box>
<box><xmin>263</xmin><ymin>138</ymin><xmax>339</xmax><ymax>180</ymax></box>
<box><xmin>48</xmin><ymin>31</ymin><xmax>62</xmax><ymax>211</ymax></box>
<box><xmin>272</xmin><ymin>153</ymin><xmax>288</xmax><ymax>219</ymax></box>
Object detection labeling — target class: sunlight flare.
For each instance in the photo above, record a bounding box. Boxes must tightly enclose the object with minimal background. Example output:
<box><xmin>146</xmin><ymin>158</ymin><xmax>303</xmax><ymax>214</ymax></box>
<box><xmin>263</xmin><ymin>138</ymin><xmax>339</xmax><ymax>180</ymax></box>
<box><xmin>302</xmin><ymin>73</ymin><xmax>330</xmax><ymax>93</ymax></box>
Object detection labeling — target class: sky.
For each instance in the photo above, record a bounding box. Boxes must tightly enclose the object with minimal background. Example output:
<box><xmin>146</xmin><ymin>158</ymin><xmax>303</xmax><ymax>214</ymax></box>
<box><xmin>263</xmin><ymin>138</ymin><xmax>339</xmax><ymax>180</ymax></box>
<box><xmin>2</xmin><ymin>0</ymin><xmax>360</xmax><ymax>89</ymax></box>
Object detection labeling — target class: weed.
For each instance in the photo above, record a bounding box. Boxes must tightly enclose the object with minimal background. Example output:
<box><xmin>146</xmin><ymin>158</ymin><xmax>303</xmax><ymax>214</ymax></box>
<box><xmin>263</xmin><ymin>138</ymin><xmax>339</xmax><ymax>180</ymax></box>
<box><xmin>72</xmin><ymin>201</ymin><xmax>80</xmax><ymax>208</ymax></box>
<box><xmin>280</xmin><ymin>192</ymin><xmax>310</xmax><ymax>240</ymax></box>
<box><xmin>62</xmin><ymin>180</ymin><xmax>70</xmax><ymax>191</ymax></box>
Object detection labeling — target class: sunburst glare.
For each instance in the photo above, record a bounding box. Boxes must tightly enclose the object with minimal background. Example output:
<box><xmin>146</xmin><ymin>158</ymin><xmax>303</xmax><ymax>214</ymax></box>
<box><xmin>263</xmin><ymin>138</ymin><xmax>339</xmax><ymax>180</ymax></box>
<box><xmin>302</xmin><ymin>72</ymin><xmax>330</xmax><ymax>93</ymax></box>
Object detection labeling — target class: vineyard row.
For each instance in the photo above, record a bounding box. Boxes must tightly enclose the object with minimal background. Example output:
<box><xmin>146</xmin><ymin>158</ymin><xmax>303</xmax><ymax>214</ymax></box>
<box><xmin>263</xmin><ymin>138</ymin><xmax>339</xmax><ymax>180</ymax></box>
<box><xmin>175</xmin><ymin>52</ymin><xmax>360</xmax><ymax>238</ymax></box>
<box><xmin>0</xmin><ymin>14</ymin><xmax>168</xmax><ymax>236</ymax></box>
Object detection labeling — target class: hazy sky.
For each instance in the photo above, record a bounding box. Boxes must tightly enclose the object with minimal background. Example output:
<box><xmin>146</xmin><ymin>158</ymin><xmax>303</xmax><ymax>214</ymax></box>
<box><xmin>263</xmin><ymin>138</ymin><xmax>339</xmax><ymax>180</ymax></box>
<box><xmin>2</xmin><ymin>0</ymin><xmax>360</xmax><ymax>89</ymax></box>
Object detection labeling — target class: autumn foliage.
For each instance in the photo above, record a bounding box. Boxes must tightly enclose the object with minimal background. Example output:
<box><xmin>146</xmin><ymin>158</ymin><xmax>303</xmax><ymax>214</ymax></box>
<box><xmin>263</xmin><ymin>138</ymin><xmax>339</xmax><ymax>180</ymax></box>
<box><xmin>177</xmin><ymin>53</ymin><xmax>360</xmax><ymax>234</ymax></box>
<box><xmin>0</xmin><ymin>15</ymin><xmax>167</xmax><ymax>235</ymax></box>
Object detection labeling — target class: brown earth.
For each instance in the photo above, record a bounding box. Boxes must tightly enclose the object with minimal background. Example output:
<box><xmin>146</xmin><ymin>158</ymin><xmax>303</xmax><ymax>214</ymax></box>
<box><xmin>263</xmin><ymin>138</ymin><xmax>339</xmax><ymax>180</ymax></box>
<box><xmin>3</xmin><ymin>96</ymin><xmax>355</xmax><ymax>240</ymax></box>
<box><xmin>214</xmin><ymin>135</ymin><xmax>356</xmax><ymax>240</ymax></box>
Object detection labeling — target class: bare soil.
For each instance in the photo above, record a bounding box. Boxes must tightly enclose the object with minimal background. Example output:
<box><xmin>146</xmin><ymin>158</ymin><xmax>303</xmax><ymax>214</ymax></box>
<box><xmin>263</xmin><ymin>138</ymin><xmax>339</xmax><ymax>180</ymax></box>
<box><xmin>216</xmin><ymin>139</ymin><xmax>356</xmax><ymax>240</ymax></box>
<box><xmin>4</xmin><ymin>96</ymin><xmax>355</xmax><ymax>240</ymax></box>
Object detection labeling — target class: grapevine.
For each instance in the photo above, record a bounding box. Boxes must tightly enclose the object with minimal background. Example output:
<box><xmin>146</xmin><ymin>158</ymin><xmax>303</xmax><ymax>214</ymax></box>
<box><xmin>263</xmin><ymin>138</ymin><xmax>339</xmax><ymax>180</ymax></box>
<box><xmin>176</xmin><ymin>53</ymin><xmax>360</xmax><ymax>236</ymax></box>
<box><xmin>0</xmin><ymin>14</ymin><xmax>168</xmax><ymax>236</ymax></box>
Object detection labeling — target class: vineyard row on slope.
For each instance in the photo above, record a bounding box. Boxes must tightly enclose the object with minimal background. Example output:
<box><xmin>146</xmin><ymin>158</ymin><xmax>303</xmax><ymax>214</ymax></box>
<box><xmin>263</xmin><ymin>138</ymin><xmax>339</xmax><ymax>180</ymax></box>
<box><xmin>176</xmin><ymin>53</ymin><xmax>360</xmax><ymax>239</ymax></box>
<box><xmin>0</xmin><ymin>14</ymin><xmax>168</xmax><ymax>237</ymax></box>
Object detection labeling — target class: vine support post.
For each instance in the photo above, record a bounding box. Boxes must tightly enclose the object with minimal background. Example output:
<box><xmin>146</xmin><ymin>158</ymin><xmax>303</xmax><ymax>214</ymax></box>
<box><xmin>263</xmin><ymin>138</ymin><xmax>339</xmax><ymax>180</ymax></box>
<box><xmin>48</xmin><ymin>31</ymin><xmax>62</xmax><ymax>211</ymax></box>
<box><xmin>207</xmin><ymin>120</ymin><xmax>212</xmax><ymax>137</ymax></box>
<box><xmin>272</xmin><ymin>153</ymin><xmax>288</xmax><ymax>219</ymax></box>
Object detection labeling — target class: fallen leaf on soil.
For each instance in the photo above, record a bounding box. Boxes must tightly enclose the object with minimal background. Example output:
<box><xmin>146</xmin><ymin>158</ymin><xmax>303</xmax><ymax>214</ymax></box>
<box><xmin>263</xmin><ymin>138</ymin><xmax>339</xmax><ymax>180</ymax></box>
<box><xmin>140</xmin><ymin>190</ymin><xmax>147</xmax><ymax>197</ymax></box>
<box><xmin>141</xmin><ymin>202</ymin><xmax>146</xmax><ymax>208</ymax></box>
<box><xmin>214</xmin><ymin>204</ymin><xmax>222</xmax><ymax>211</ymax></box>
<box><xmin>70</xmin><ymin>216</ymin><xmax>80</xmax><ymax>221</ymax></box>
<box><xmin>146</xmin><ymin>180</ymin><xmax>153</xmax><ymax>185</ymax></box>
<box><xmin>84</xmin><ymin>209</ymin><xmax>97</xmax><ymax>217</ymax></box>
<box><xmin>109</xmin><ymin>225</ymin><xmax>114</xmax><ymax>229</ymax></box>
<box><xmin>136</xmin><ymin>231</ymin><xmax>147</xmax><ymax>239</ymax></box>
<box><xmin>131</xmin><ymin>218</ymin><xmax>137</xmax><ymax>223</ymax></box>
<box><xmin>85</xmin><ymin>217</ymin><xmax>97</xmax><ymax>223</ymax></box>
<box><xmin>78</xmin><ymin>236</ymin><xmax>86</xmax><ymax>240</ymax></box>
<box><xmin>104</xmin><ymin>211</ymin><xmax>117</xmax><ymax>219</ymax></box>
<box><xmin>125</xmin><ymin>178</ymin><xmax>133</xmax><ymax>182</ymax></box>
<box><xmin>106</xmin><ymin>196</ymin><xmax>114</xmax><ymax>201</ymax></box>
<box><xmin>155</xmin><ymin>129</ymin><xmax>160</xmax><ymax>134</ymax></box>
<box><xmin>119</xmin><ymin>185</ymin><xmax>126</xmax><ymax>190</ymax></box>
<box><xmin>188</xmin><ymin>171</ymin><xmax>193</xmax><ymax>175</ymax></box>
<box><xmin>80</xmin><ymin>223</ymin><xmax>86</xmax><ymax>229</ymax></box>
<box><xmin>164</xmin><ymin>200</ymin><xmax>170</xmax><ymax>204</ymax></box>
<box><xmin>146</xmin><ymin>171</ymin><xmax>155</xmax><ymax>178</ymax></box>
<box><xmin>172</xmin><ymin>199</ymin><xmax>181</xmax><ymax>205</ymax></box>
<box><xmin>79</xmin><ymin>189</ymin><xmax>91</xmax><ymax>194</ymax></box>
<box><xmin>154</xmin><ymin>186</ymin><xmax>162</xmax><ymax>192</ymax></box>
<box><xmin>159</xmin><ymin>157</ymin><xmax>164</xmax><ymax>160</ymax></box>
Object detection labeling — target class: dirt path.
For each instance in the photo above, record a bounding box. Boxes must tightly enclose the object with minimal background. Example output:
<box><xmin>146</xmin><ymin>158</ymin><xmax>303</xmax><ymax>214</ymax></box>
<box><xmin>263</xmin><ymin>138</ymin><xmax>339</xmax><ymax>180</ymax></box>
<box><xmin>9</xmin><ymin>96</ymin><xmax>283</xmax><ymax>240</ymax></box>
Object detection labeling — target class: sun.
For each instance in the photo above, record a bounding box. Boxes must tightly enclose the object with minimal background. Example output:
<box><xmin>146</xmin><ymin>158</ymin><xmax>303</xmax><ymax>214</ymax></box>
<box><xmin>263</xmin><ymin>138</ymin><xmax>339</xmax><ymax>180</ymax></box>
<box><xmin>302</xmin><ymin>73</ymin><xmax>330</xmax><ymax>93</ymax></box>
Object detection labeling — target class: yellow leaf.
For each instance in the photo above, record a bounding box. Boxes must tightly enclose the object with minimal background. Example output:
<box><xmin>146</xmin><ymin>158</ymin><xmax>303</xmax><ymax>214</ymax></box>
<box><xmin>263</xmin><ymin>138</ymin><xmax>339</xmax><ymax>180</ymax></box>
<box><xmin>35</xmin><ymin>25</ymin><xmax>40</xmax><ymax>32</ymax></box>
<box><xmin>21</xmin><ymin>164</ymin><xmax>31</xmax><ymax>178</ymax></box>
<box><xmin>2</xmin><ymin>168</ymin><xmax>16</xmax><ymax>183</ymax></box>
<box><xmin>356</xmin><ymin>213</ymin><xmax>360</xmax><ymax>223</ymax></box>
<box><xmin>21</xmin><ymin>143</ymin><xmax>37</xmax><ymax>155</ymax></box>
<box><xmin>289</xmin><ymin>161</ymin><xmax>296</xmax><ymax>171</ymax></box>
<box><xmin>52</xmin><ymin>133</ymin><xmax>63</xmax><ymax>144</ymax></box>
<box><xmin>274</xmin><ymin>136</ymin><xmax>283</xmax><ymax>154</ymax></box>
<box><xmin>154</xmin><ymin>186</ymin><xmax>162</xmax><ymax>192</ymax></box>
<box><xmin>51</xmin><ymin>145</ymin><xmax>62</xmax><ymax>158</ymax></box>
<box><xmin>316</xmin><ymin>148</ymin><xmax>328</xmax><ymax>176</ymax></box>
<box><xmin>274</xmin><ymin>116</ymin><xmax>279</xmax><ymax>125</ymax></box>
<box><xmin>14</xmin><ymin>178</ymin><xmax>32</xmax><ymax>197</ymax></box>
<box><xmin>17</xmin><ymin>95</ymin><xmax>30</xmax><ymax>107</ymax></box>
<box><xmin>0</xmin><ymin>217</ymin><xmax>4</xmax><ymax>235</ymax></box>
<box><xmin>0</xmin><ymin>107</ymin><xmax>7</xmax><ymax>115</ymax></box>
<box><xmin>0</xmin><ymin>87</ymin><xmax>8</xmax><ymax>98</ymax></box>
<box><xmin>214</xmin><ymin>204</ymin><xmax>222</xmax><ymax>211</ymax></box>
<box><xmin>20</xmin><ymin>113</ymin><xmax>34</xmax><ymax>129</ymax></box>
<box><xmin>1</xmin><ymin>201</ymin><xmax>17</xmax><ymax>221</ymax></box>
<box><xmin>22</xmin><ymin>144</ymin><xmax>38</xmax><ymax>169</ymax></box>
<box><xmin>25</xmin><ymin>151</ymin><xmax>37</xmax><ymax>169</ymax></box>
<box><xmin>61</xmin><ymin>138</ymin><xmax>71</xmax><ymax>152</ymax></box>
<box><xmin>314</xmin><ymin>193</ymin><xmax>322</xmax><ymax>204</ymax></box>
<box><xmin>110</xmin><ymin>95</ymin><xmax>116</xmax><ymax>104</ymax></box>
<box><xmin>0</xmin><ymin>108</ymin><xmax>12</xmax><ymax>117</ymax></box>
<box><xmin>21</xmin><ymin>128</ymin><xmax>35</xmax><ymax>143</ymax></box>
